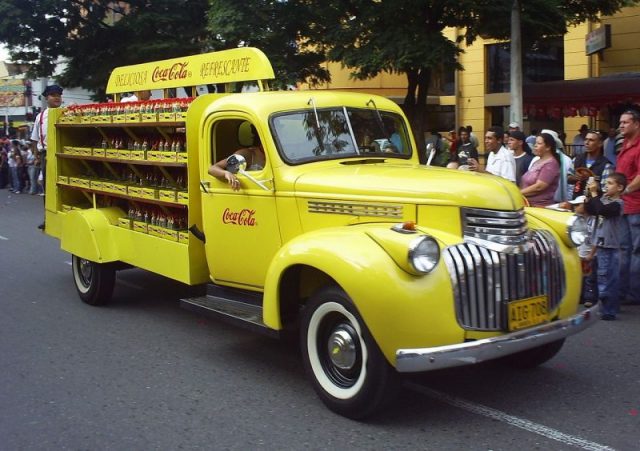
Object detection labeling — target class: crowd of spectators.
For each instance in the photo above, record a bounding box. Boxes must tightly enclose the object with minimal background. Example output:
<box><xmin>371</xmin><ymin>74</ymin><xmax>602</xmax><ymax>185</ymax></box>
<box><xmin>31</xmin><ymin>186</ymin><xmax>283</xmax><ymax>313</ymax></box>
<box><xmin>0</xmin><ymin>135</ymin><xmax>43</xmax><ymax>195</ymax></box>
<box><xmin>437</xmin><ymin>112</ymin><xmax>640</xmax><ymax>321</ymax></box>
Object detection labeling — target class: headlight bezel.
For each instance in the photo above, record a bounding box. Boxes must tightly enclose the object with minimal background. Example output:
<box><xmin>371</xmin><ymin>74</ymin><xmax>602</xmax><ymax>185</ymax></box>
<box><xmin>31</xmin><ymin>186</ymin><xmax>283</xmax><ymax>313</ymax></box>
<box><xmin>408</xmin><ymin>235</ymin><xmax>440</xmax><ymax>274</ymax></box>
<box><xmin>566</xmin><ymin>214</ymin><xmax>588</xmax><ymax>247</ymax></box>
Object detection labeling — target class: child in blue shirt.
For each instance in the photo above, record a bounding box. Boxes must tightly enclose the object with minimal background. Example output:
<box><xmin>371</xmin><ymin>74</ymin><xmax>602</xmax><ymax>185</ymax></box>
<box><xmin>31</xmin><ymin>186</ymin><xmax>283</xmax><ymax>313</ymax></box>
<box><xmin>584</xmin><ymin>172</ymin><xmax>628</xmax><ymax>320</ymax></box>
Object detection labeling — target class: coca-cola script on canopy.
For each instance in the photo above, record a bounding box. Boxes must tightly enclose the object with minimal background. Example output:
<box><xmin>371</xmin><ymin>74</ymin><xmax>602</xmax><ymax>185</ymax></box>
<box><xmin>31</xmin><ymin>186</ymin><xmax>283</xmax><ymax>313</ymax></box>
<box><xmin>152</xmin><ymin>62</ymin><xmax>190</xmax><ymax>83</ymax></box>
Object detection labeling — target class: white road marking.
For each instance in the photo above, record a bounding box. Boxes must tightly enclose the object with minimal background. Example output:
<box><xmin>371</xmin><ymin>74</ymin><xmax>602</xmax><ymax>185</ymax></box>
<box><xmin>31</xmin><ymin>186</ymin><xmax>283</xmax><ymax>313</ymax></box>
<box><xmin>65</xmin><ymin>261</ymin><xmax>72</xmax><ymax>265</ymax></box>
<box><xmin>407</xmin><ymin>383</ymin><xmax>616</xmax><ymax>451</ymax></box>
<box><xmin>0</xmin><ymin>235</ymin><xmax>8</xmax><ymax>240</ymax></box>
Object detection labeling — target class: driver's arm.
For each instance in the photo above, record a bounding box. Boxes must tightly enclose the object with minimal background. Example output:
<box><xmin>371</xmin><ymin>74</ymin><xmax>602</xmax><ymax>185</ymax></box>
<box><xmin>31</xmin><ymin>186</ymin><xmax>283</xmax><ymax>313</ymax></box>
<box><xmin>208</xmin><ymin>148</ymin><xmax>254</xmax><ymax>190</ymax></box>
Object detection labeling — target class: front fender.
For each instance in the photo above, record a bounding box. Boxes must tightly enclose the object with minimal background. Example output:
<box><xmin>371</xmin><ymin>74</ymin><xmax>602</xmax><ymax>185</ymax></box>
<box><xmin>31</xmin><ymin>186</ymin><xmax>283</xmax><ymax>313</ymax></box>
<box><xmin>60</xmin><ymin>208</ymin><xmax>123</xmax><ymax>262</ymax></box>
<box><xmin>525</xmin><ymin>212</ymin><xmax>582</xmax><ymax>320</ymax></box>
<box><xmin>263</xmin><ymin>225</ymin><xmax>464</xmax><ymax>365</ymax></box>
<box><xmin>525</xmin><ymin>206</ymin><xmax>576</xmax><ymax>248</ymax></box>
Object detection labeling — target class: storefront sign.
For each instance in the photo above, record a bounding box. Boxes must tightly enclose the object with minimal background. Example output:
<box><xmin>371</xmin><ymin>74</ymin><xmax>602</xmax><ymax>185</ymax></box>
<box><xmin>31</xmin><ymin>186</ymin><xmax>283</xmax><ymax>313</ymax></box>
<box><xmin>586</xmin><ymin>25</ymin><xmax>611</xmax><ymax>56</ymax></box>
<box><xmin>0</xmin><ymin>79</ymin><xmax>25</xmax><ymax>107</ymax></box>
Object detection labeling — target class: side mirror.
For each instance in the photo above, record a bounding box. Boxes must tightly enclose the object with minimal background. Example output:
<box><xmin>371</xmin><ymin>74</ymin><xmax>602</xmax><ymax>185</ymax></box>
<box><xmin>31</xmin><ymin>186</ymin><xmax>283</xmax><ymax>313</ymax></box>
<box><xmin>226</xmin><ymin>153</ymin><xmax>270</xmax><ymax>191</ymax></box>
<box><xmin>226</xmin><ymin>154</ymin><xmax>247</xmax><ymax>174</ymax></box>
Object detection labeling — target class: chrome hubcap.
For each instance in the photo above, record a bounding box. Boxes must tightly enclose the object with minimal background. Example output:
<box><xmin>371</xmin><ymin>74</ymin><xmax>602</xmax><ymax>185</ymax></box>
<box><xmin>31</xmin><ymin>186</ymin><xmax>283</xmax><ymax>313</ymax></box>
<box><xmin>78</xmin><ymin>259</ymin><xmax>92</xmax><ymax>286</ymax></box>
<box><xmin>327</xmin><ymin>326</ymin><xmax>357</xmax><ymax>370</ymax></box>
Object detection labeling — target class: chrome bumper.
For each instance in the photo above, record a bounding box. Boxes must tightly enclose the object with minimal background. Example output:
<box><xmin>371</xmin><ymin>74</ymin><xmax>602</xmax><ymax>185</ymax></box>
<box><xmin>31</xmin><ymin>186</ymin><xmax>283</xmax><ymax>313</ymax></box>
<box><xmin>395</xmin><ymin>304</ymin><xmax>599</xmax><ymax>373</ymax></box>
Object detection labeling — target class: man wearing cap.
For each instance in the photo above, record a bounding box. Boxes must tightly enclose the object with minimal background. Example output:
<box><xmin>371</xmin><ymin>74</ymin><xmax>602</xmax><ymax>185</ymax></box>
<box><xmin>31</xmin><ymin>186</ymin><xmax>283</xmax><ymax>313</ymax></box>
<box><xmin>572</xmin><ymin>124</ymin><xmax>589</xmax><ymax>157</ymax></box>
<box><xmin>31</xmin><ymin>84</ymin><xmax>63</xmax><ymax>230</ymax></box>
<box><xmin>507</xmin><ymin>131</ymin><xmax>533</xmax><ymax>186</ymax></box>
<box><xmin>508</xmin><ymin>122</ymin><xmax>520</xmax><ymax>133</ymax></box>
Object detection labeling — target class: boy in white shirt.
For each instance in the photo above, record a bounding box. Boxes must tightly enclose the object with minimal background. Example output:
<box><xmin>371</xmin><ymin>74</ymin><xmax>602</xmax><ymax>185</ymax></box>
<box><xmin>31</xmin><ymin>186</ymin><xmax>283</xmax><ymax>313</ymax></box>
<box><xmin>468</xmin><ymin>126</ymin><xmax>516</xmax><ymax>182</ymax></box>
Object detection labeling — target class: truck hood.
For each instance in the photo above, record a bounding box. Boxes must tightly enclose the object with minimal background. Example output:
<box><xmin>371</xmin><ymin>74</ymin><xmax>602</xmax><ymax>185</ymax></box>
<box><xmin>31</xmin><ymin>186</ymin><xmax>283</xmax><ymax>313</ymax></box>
<box><xmin>293</xmin><ymin>162</ymin><xmax>524</xmax><ymax>210</ymax></box>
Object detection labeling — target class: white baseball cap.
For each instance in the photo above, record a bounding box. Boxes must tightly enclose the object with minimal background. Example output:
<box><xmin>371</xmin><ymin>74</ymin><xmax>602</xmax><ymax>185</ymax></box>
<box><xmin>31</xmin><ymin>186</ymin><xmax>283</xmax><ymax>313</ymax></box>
<box><xmin>540</xmin><ymin>129</ymin><xmax>564</xmax><ymax>151</ymax></box>
<box><xmin>568</xmin><ymin>195</ymin><xmax>586</xmax><ymax>205</ymax></box>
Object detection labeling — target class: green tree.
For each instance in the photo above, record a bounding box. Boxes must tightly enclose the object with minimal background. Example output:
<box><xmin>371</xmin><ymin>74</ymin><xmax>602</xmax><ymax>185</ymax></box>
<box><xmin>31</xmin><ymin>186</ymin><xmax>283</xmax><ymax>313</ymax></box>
<box><xmin>308</xmin><ymin>0</ymin><xmax>639</xmax><ymax>160</ymax></box>
<box><xmin>0</xmin><ymin>0</ymin><xmax>72</xmax><ymax>76</ymax></box>
<box><xmin>0</xmin><ymin>0</ymin><xmax>209</xmax><ymax>99</ymax></box>
<box><xmin>470</xmin><ymin>0</ymin><xmax>638</xmax><ymax>44</ymax></box>
<box><xmin>207</xmin><ymin>0</ymin><xmax>329</xmax><ymax>89</ymax></box>
<box><xmin>472</xmin><ymin>0</ymin><xmax>639</xmax><ymax>128</ymax></box>
<box><xmin>307</xmin><ymin>1</ymin><xmax>481</xmax><ymax>161</ymax></box>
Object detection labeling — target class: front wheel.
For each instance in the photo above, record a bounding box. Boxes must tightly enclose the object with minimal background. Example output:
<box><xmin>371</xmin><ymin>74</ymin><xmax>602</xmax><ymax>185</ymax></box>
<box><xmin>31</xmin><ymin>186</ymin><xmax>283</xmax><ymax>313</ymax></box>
<box><xmin>499</xmin><ymin>339</ymin><xmax>565</xmax><ymax>369</ymax></box>
<box><xmin>300</xmin><ymin>286</ymin><xmax>397</xmax><ymax>419</ymax></box>
<box><xmin>72</xmin><ymin>255</ymin><xmax>116</xmax><ymax>306</ymax></box>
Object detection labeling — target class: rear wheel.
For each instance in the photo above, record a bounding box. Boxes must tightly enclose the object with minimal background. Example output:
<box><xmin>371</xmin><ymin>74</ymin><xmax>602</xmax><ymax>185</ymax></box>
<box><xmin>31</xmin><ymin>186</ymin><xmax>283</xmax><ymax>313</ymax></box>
<box><xmin>499</xmin><ymin>339</ymin><xmax>565</xmax><ymax>369</ymax></box>
<box><xmin>72</xmin><ymin>255</ymin><xmax>116</xmax><ymax>306</ymax></box>
<box><xmin>300</xmin><ymin>286</ymin><xmax>397</xmax><ymax>419</ymax></box>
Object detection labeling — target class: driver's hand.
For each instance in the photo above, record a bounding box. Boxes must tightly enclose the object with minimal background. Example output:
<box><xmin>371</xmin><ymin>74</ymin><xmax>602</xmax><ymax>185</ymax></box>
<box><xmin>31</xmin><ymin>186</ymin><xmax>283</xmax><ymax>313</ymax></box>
<box><xmin>225</xmin><ymin>170</ymin><xmax>240</xmax><ymax>191</ymax></box>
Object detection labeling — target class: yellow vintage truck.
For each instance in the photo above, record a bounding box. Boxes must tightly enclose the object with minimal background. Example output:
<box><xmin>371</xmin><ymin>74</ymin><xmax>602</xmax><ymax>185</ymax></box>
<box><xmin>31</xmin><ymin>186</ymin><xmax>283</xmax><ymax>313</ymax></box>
<box><xmin>45</xmin><ymin>48</ymin><xmax>597</xmax><ymax>419</ymax></box>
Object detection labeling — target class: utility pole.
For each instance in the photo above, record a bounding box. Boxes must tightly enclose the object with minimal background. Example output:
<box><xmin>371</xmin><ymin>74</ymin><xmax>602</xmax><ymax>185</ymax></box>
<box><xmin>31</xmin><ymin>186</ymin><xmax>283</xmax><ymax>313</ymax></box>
<box><xmin>510</xmin><ymin>0</ymin><xmax>523</xmax><ymax>128</ymax></box>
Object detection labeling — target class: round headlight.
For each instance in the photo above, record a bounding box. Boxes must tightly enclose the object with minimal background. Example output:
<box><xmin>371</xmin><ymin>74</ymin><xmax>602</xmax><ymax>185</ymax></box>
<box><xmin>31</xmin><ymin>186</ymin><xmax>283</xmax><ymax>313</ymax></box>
<box><xmin>567</xmin><ymin>214</ymin><xmax>587</xmax><ymax>246</ymax></box>
<box><xmin>408</xmin><ymin>236</ymin><xmax>440</xmax><ymax>274</ymax></box>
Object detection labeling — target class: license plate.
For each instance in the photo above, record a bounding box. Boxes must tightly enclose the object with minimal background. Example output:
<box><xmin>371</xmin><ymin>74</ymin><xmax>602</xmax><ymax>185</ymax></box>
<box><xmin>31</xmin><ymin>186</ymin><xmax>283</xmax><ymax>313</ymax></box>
<box><xmin>508</xmin><ymin>295</ymin><xmax>549</xmax><ymax>331</ymax></box>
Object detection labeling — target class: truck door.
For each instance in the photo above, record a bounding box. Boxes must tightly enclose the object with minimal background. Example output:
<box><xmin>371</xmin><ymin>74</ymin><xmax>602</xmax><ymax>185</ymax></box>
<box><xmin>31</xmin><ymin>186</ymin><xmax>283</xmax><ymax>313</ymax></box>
<box><xmin>200</xmin><ymin>115</ymin><xmax>280</xmax><ymax>290</ymax></box>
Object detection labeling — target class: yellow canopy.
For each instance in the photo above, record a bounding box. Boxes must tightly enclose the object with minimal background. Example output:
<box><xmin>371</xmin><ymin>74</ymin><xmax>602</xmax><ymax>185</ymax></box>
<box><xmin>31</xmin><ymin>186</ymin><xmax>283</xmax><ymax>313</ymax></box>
<box><xmin>106</xmin><ymin>47</ymin><xmax>275</xmax><ymax>94</ymax></box>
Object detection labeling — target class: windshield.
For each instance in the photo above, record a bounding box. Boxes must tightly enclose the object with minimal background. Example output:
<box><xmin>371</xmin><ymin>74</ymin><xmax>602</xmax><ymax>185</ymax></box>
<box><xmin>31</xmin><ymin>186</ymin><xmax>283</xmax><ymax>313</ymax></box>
<box><xmin>270</xmin><ymin>107</ymin><xmax>410</xmax><ymax>164</ymax></box>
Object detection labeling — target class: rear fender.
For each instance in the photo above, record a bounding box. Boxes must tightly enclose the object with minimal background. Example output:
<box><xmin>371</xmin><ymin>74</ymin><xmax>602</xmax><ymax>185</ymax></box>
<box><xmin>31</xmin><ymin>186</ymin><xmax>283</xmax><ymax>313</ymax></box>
<box><xmin>61</xmin><ymin>208</ymin><xmax>123</xmax><ymax>263</ymax></box>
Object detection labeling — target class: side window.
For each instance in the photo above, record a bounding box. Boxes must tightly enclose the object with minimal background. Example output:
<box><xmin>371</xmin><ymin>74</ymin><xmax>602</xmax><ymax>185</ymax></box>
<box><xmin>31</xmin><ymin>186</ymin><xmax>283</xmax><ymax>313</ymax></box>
<box><xmin>211</xmin><ymin>119</ymin><xmax>242</xmax><ymax>163</ymax></box>
<box><xmin>210</xmin><ymin>119</ymin><xmax>265</xmax><ymax>172</ymax></box>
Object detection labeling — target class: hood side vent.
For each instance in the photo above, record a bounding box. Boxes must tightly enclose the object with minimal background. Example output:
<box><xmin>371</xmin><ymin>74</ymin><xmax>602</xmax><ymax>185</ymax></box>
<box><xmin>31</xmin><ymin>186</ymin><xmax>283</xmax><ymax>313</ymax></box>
<box><xmin>308</xmin><ymin>201</ymin><xmax>403</xmax><ymax>218</ymax></box>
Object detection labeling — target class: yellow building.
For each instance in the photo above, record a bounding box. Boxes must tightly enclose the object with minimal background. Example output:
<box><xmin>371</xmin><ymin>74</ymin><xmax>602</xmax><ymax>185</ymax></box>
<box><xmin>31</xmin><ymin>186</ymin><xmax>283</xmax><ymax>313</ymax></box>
<box><xmin>311</xmin><ymin>5</ymin><xmax>640</xmax><ymax>149</ymax></box>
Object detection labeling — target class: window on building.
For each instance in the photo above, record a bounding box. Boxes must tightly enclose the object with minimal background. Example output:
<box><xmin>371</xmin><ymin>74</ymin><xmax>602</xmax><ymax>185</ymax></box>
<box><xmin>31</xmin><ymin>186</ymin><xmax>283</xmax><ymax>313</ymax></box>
<box><xmin>429</xmin><ymin>64</ymin><xmax>455</xmax><ymax>96</ymax></box>
<box><xmin>489</xmin><ymin>106</ymin><xmax>510</xmax><ymax>128</ymax></box>
<box><xmin>425</xmin><ymin>105</ymin><xmax>455</xmax><ymax>132</ymax></box>
<box><xmin>486</xmin><ymin>38</ymin><xmax>564</xmax><ymax>94</ymax></box>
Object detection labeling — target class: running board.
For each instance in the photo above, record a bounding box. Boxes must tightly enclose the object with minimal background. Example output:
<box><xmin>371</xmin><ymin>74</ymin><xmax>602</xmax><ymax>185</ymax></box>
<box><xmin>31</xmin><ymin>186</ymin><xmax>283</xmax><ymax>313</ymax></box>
<box><xmin>180</xmin><ymin>284</ymin><xmax>278</xmax><ymax>338</ymax></box>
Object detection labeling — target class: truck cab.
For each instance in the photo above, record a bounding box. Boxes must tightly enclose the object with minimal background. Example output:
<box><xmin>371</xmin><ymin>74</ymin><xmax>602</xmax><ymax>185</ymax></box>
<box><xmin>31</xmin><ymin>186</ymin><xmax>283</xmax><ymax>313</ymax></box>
<box><xmin>45</xmin><ymin>48</ymin><xmax>597</xmax><ymax>419</ymax></box>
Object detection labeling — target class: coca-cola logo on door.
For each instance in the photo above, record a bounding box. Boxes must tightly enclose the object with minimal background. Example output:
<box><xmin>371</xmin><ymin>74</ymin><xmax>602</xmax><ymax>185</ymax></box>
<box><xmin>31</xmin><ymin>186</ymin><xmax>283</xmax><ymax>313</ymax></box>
<box><xmin>222</xmin><ymin>208</ymin><xmax>257</xmax><ymax>226</ymax></box>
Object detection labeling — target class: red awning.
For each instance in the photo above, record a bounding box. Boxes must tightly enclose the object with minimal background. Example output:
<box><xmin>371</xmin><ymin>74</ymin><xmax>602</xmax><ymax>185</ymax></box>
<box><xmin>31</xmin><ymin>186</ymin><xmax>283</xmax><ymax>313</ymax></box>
<box><xmin>523</xmin><ymin>72</ymin><xmax>640</xmax><ymax>118</ymax></box>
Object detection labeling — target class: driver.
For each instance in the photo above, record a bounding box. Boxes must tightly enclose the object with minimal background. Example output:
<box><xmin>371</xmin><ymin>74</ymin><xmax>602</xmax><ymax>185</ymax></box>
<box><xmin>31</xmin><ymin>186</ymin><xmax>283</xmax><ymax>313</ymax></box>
<box><xmin>208</xmin><ymin>121</ymin><xmax>265</xmax><ymax>191</ymax></box>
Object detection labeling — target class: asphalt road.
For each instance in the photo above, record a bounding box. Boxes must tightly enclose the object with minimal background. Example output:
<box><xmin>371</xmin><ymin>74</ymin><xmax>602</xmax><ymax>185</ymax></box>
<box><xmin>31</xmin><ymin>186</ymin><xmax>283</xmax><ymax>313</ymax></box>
<box><xmin>1</xmin><ymin>191</ymin><xmax>639</xmax><ymax>451</ymax></box>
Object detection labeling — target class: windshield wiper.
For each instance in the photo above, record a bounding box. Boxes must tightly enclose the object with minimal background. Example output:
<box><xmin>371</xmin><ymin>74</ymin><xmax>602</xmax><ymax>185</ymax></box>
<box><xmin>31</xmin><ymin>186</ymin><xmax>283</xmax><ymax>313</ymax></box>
<box><xmin>307</xmin><ymin>97</ymin><xmax>326</xmax><ymax>154</ymax></box>
<box><xmin>366</xmin><ymin>98</ymin><xmax>390</xmax><ymax>140</ymax></box>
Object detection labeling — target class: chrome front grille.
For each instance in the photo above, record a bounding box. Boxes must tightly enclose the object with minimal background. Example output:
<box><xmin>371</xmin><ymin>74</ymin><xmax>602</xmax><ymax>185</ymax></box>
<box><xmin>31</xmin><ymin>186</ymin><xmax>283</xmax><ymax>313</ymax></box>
<box><xmin>443</xmin><ymin>230</ymin><xmax>565</xmax><ymax>331</ymax></box>
<box><xmin>461</xmin><ymin>208</ymin><xmax>529</xmax><ymax>252</ymax></box>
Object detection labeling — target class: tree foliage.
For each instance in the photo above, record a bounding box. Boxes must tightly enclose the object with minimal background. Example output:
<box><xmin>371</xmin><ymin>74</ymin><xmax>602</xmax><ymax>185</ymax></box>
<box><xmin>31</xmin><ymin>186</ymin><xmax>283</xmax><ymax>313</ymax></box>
<box><xmin>0</xmin><ymin>0</ymin><xmax>209</xmax><ymax>99</ymax></box>
<box><xmin>0</xmin><ymin>0</ymin><xmax>636</xmax><ymax>111</ymax></box>
<box><xmin>306</xmin><ymin>1</ymin><xmax>482</xmax><ymax>160</ymax></box>
<box><xmin>305</xmin><ymin>0</ymin><xmax>638</xmax><ymax>158</ymax></box>
<box><xmin>0</xmin><ymin>0</ymin><xmax>330</xmax><ymax>98</ymax></box>
<box><xmin>0</xmin><ymin>0</ymin><xmax>71</xmax><ymax>75</ymax></box>
<box><xmin>207</xmin><ymin>0</ymin><xmax>329</xmax><ymax>89</ymax></box>
<box><xmin>469</xmin><ymin>0</ymin><xmax>638</xmax><ymax>44</ymax></box>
